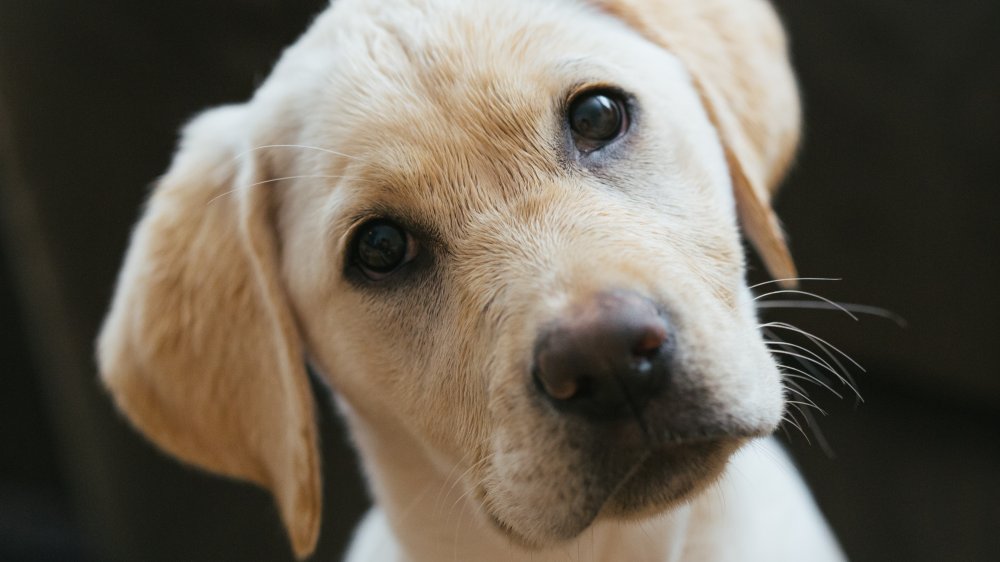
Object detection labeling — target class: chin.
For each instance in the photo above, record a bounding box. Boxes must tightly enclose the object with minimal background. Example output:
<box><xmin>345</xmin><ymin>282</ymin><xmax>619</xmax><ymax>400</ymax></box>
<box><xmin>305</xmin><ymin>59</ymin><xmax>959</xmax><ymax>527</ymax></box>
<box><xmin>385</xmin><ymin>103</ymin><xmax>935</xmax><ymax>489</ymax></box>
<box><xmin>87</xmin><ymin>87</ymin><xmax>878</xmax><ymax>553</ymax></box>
<box><xmin>483</xmin><ymin>436</ymin><xmax>745</xmax><ymax>549</ymax></box>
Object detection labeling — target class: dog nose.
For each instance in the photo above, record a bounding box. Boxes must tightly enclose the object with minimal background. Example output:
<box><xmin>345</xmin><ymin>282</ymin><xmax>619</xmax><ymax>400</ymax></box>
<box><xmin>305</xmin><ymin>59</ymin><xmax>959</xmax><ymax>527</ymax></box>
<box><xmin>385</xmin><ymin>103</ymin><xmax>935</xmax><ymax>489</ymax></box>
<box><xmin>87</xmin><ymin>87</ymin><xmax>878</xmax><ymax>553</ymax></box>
<box><xmin>533</xmin><ymin>290</ymin><xmax>673</xmax><ymax>420</ymax></box>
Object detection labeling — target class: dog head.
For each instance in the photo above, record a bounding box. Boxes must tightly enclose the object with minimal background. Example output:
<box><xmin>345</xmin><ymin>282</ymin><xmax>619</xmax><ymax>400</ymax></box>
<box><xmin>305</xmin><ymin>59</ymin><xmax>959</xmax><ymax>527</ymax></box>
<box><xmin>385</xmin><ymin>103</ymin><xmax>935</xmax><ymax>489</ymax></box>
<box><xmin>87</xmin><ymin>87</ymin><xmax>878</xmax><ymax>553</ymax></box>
<box><xmin>98</xmin><ymin>0</ymin><xmax>800</xmax><ymax>557</ymax></box>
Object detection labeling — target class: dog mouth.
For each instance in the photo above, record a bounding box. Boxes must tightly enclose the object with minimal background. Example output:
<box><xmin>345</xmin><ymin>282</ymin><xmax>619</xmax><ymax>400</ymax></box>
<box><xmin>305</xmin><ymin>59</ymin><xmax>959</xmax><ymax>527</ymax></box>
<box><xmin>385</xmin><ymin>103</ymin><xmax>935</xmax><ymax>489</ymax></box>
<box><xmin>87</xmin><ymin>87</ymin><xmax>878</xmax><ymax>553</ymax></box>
<box><xmin>598</xmin><ymin>437</ymin><xmax>740</xmax><ymax>517</ymax></box>
<box><xmin>480</xmin><ymin>434</ymin><xmax>741</xmax><ymax>548</ymax></box>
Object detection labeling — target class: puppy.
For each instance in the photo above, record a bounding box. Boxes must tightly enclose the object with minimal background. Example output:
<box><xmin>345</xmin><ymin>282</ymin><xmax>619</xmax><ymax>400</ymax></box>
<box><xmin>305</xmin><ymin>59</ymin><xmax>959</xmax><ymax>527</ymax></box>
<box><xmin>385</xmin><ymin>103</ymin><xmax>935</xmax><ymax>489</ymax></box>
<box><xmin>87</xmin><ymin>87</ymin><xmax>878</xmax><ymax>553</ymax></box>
<box><xmin>98</xmin><ymin>0</ymin><xmax>846</xmax><ymax>560</ymax></box>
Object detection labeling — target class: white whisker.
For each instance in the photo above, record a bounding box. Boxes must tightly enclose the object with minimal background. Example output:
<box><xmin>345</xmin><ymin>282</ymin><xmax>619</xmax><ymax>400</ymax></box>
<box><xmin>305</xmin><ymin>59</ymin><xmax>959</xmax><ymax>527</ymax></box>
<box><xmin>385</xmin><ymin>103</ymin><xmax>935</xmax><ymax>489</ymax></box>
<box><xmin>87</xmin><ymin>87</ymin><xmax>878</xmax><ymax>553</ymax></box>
<box><xmin>206</xmin><ymin>188</ymin><xmax>240</xmax><ymax>207</ymax></box>
<box><xmin>765</xmin><ymin>339</ymin><xmax>838</xmax><ymax>374</ymax></box>
<box><xmin>245</xmin><ymin>174</ymin><xmax>353</xmax><ymax>188</ymax></box>
<box><xmin>763</xmin><ymin>323</ymin><xmax>863</xmax><ymax>400</ymax></box>
<box><xmin>762</xmin><ymin>326</ymin><xmax>863</xmax><ymax>401</ymax></box>
<box><xmin>757</xmin><ymin>300</ymin><xmax>907</xmax><ymax>326</ymax></box>
<box><xmin>768</xmin><ymin>349</ymin><xmax>851</xmax><ymax>388</ymax></box>
<box><xmin>788</xmin><ymin>400</ymin><xmax>835</xmax><ymax>456</ymax></box>
<box><xmin>754</xmin><ymin>289</ymin><xmax>859</xmax><ymax>321</ymax></box>
<box><xmin>748</xmin><ymin>277</ymin><xmax>841</xmax><ymax>290</ymax></box>
<box><xmin>206</xmin><ymin>174</ymin><xmax>357</xmax><ymax>206</ymax></box>
<box><xmin>761</xmin><ymin>322</ymin><xmax>866</xmax><ymax>373</ymax></box>
<box><xmin>780</xmin><ymin>367</ymin><xmax>844</xmax><ymax>399</ymax></box>
<box><xmin>785</xmin><ymin>399</ymin><xmax>824</xmax><ymax>414</ymax></box>
<box><xmin>781</xmin><ymin>409</ymin><xmax>810</xmax><ymax>443</ymax></box>
<box><xmin>436</xmin><ymin>456</ymin><xmax>489</xmax><ymax>517</ymax></box>
<box><xmin>755</xmin><ymin>283</ymin><xmax>867</xmax><ymax>456</ymax></box>
<box><xmin>236</xmin><ymin>143</ymin><xmax>366</xmax><ymax>161</ymax></box>
<box><xmin>783</xmin><ymin>384</ymin><xmax>827</xmax><ymax>416</ymax></box>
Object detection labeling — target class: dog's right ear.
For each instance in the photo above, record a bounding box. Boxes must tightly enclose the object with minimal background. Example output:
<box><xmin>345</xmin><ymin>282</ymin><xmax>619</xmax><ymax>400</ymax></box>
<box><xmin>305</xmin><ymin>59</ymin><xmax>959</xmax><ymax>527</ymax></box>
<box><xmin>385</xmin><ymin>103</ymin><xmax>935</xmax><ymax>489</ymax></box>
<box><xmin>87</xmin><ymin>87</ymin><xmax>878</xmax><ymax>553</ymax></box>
<box><xmin>97</xmin><ymin>106</ymin><xmax>322</xmax><ymax>558</ymax></box>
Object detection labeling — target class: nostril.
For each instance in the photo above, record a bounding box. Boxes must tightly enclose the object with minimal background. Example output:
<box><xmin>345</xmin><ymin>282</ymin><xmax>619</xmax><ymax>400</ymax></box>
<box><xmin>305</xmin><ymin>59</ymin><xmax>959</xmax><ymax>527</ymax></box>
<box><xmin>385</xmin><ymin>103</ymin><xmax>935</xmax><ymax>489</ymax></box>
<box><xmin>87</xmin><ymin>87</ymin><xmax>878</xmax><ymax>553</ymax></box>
<box><xmin>632</xmin><ymin>323</ymin><xmax>669</xmax><ymax>359</ymax></box>
<box><xmin>534</xmin><ymin>362</ymin><xmax>578</xmax><ymax>401</ymax></box>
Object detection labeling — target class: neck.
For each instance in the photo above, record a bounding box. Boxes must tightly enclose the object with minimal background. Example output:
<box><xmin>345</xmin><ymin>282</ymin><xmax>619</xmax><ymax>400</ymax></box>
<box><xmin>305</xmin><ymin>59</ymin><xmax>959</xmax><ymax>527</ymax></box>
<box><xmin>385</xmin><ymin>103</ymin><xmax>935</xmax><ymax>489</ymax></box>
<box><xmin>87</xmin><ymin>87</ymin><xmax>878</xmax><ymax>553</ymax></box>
<box><xmin>343</xmin><ymin>406</ymin><xmax>695</xmax><ymax>562</ymax></box>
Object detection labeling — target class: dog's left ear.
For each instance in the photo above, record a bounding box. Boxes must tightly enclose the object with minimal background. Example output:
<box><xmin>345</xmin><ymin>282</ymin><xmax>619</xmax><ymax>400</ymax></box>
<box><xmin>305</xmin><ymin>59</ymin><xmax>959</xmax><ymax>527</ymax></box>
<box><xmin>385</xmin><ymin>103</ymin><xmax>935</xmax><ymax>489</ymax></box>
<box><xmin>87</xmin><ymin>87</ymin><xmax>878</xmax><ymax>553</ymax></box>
<box><xmin>593</xmin><ymin>0</ymin><xmax>801</xmax><ymax>286</ymax></box>
<box><xmin>97</xmin><ymin>106</ymin><xmax>321</xmax><ymax>558</ymax></box>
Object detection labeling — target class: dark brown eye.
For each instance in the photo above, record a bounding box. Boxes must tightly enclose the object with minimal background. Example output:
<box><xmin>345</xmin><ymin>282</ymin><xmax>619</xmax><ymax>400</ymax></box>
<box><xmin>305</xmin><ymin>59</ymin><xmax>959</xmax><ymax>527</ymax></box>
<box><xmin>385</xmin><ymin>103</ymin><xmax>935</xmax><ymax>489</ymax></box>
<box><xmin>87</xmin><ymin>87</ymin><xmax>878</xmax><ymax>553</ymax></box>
<box><xmin>568</xmin><ymin>91</ymin><xmax>628</xmax><ymax>150</ymax></box>
<box><xmin>352</xmin><ymin>219</ymin><xmax>416</xmax><ymax>279</ymax></box>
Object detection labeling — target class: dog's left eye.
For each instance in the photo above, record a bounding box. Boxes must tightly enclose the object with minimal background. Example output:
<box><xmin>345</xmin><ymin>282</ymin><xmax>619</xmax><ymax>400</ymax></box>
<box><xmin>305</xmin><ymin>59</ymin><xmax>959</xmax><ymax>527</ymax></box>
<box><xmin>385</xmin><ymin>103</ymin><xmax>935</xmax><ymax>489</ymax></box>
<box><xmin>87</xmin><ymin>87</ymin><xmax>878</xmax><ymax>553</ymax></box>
<box><xmin>568</xmin><ymin>90</ymin><xmax>629</xmax><ymax>151</ymax></box>
<box><xmin>351</xmin><ymin>219</ymin><xmax>417</xmax><ymax>280</ymax></box>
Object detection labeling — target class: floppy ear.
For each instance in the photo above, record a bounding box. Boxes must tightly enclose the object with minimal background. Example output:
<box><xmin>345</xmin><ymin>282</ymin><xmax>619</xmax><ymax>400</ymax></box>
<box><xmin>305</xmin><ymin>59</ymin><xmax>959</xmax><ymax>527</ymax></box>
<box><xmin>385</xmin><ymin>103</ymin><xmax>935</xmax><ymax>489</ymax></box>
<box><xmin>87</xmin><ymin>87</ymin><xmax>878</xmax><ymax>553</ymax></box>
<box><xmin>97</xmin><ymin>105</ymin><xmax>321</xmax><ymax>558</ymax></box>
<box><xmin>593</xmin><ymin>0</ymin><xmax>801</xmax><ymax>286</ymax></box>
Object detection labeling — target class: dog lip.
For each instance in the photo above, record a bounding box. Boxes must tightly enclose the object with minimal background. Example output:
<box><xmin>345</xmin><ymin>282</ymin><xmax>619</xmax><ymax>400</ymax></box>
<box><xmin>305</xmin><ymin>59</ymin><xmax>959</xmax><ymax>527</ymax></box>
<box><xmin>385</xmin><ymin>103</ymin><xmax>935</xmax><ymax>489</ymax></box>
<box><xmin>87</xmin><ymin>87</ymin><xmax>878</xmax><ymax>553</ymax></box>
<box><xmin>595</xmin><ymin>437</ymin><xmax>740</xmax><ymax>519</ymax></box>
<box><xmin>482</xmin><ymin>435</ymin><xmax>742</xmax><ymax>547</ymax></box>
<box><xmin>648</xmin><ymin>425</ymin><xmax>768</xmax><ymax>446</ymax></box>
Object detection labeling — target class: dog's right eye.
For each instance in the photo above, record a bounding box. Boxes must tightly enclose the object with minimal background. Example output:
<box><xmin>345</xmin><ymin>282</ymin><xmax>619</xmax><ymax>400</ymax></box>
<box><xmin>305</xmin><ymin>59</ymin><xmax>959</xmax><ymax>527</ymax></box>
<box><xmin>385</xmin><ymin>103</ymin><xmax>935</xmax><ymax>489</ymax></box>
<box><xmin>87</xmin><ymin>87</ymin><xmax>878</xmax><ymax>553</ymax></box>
<box><xmin>351</xmin><ymin>219</ymin><xmax>417</xmax><ymax>280</ymax></box>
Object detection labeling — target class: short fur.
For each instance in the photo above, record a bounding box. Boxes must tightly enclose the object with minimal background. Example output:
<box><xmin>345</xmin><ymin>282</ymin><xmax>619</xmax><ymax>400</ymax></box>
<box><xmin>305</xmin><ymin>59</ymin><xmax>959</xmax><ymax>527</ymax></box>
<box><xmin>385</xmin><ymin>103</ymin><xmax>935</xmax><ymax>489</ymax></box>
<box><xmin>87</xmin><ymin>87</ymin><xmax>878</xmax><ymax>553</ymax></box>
<box><xmin>98</xmin><ymin>0</ymin><xmax>844</xmax><ymax>560</ymax></box>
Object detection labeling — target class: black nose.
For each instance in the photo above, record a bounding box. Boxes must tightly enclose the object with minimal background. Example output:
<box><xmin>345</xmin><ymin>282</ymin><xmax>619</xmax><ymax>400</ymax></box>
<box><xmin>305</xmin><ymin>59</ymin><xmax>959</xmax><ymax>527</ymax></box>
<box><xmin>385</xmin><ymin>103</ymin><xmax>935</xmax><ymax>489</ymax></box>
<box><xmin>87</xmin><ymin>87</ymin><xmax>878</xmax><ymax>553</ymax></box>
<box><xmin>533</xmin><ymin>290</ymin><xmax>673</xmax><ymax>420</ymax></box>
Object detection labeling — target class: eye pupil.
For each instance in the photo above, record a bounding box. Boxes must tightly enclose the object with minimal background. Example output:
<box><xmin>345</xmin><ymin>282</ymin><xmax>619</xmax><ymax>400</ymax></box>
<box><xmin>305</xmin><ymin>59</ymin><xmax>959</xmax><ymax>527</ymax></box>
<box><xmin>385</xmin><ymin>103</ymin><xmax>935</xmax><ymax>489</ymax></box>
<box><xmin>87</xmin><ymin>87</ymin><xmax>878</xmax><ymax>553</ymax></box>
<box><xmin>357</xmin><ymin>220</ymin><xmax>407</xmax><ymax>274</ymax></box>
<box><xmin>569</xmin><ymin>93</ymin><xmax>625</xmax><ymax>144</ymax></box>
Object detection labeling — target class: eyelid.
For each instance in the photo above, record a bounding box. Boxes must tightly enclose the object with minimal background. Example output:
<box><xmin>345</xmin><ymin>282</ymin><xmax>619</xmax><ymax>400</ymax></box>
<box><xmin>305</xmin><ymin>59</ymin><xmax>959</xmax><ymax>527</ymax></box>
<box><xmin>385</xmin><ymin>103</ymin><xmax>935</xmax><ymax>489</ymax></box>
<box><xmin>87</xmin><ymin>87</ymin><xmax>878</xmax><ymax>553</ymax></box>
<box><xmin>339</xmin><ymin>207</ymin><xmax>444</xmax><ymax>259</ymax></box>
<box><xmin>343</xmin><ymin>208</ymin><xmax>430</xmax><ymax>245</ymax></box>
<box><xmin>564</xmin><ymin>79</ymin><xmax>631</xmax><ymax>103</ymax></box>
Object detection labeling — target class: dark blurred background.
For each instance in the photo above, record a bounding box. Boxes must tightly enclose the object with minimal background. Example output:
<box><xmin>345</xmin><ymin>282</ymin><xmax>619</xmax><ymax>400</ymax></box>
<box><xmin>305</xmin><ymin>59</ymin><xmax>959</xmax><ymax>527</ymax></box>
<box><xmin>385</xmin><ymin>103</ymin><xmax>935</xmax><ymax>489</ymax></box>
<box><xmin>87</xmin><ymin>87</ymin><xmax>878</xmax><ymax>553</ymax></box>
<box><xmin>0</xmin><ymin>1</ymin><xmax>997</xmax><ymax>560</ymax></box>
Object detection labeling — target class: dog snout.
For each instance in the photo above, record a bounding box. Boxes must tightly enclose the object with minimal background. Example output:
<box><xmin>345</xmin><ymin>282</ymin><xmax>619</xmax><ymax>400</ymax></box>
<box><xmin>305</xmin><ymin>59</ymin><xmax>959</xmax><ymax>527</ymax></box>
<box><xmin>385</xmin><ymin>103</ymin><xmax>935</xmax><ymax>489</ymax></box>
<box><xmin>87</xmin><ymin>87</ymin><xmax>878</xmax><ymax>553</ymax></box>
<box><xmin>532</xmin><ymin>290</ymin><xmax>674</xmax><ymax>420</ymax></box>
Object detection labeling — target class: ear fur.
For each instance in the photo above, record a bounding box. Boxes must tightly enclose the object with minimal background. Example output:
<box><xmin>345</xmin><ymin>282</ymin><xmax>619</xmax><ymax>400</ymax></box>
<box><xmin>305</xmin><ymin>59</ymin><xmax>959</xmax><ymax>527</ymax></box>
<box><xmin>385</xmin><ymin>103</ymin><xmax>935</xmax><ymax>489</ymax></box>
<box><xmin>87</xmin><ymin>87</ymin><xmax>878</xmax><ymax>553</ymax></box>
<box><xmin>97</xmin><ymin>105</ymin><xmax>321</xmax><ymax>558</ymax></box>
<box><xmin>593</xmin><ymin>0</ymin><xmax>801</xmax><ymax>286</ymax></box>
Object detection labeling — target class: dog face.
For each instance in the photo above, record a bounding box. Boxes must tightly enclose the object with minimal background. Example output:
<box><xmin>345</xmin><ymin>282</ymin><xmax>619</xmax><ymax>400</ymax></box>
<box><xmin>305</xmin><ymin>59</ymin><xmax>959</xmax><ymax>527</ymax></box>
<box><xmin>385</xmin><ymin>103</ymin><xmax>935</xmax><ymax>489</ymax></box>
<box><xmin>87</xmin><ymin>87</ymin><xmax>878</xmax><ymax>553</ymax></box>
<box><xmin>98</xmin><ymin>0</ymin><xmax>800</xmax><ymax>557</ymax></box>
<box><xmin>280</xmin><ymin>0</ymin><xmax>784</xmax><ymax>545</ymax></box>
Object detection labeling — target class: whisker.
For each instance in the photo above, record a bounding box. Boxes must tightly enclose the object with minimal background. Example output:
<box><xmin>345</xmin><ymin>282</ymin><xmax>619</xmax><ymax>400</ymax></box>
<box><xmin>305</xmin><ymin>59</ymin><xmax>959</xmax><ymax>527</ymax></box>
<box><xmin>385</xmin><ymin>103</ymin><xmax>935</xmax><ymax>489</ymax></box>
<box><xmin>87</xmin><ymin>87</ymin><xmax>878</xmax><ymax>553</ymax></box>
<box><xmin>769</xmin><ymin>343</ymin><xmax>860</xmax><ymax>402</ymax></box>
<box><xmin>206</xmin><ymin>188</ymin><xmax>241</xmax><ymax>207</ymax></box>
<box><xmin>781</xmin><ymin>343</ymin><xmax>851</xmax><ymax>403</ymax></box>
<box><xmin>765</xmin><ymin>339</ymin><xmax>839</xmax><ymax>375</ymax></box>
<box><xmin>448</xmin><ymin>474</ymin><xmax>488</xmax><ymax>517</ymax></box>
<box><xmin>768</xmin><ymin>349</ymin><xmax>851</xmax><ymax>389</ymax></box>
<box><xmin>787</xmin><ymin>399</ymin><xmax>835</xmax><ymax>457</ymax></box>
<box><xmin>436</xmin><ymin>456</ymin><xmax>489</xmax><ymax>517</ymax></box>
<box><xmin>762</xmin><ymin>325</ymin><xmax>862</xmax><ymax>402</ymax></box>
<box><xmin>245</xmin><ymin>174</ymin><xmax>353</xmax><ymax>188</ymax></box>
<box><xmin>433</xmin><ymin>454</ymin><xmax>469</xmax><ymax>516</ymax></box>
<box><xmin>765</xmin><ymin>341</ymin><xmax>841</xmax><ymax>381</ymax></box>
<box><xmin>781</xmin><ymin>409</ymin><xmax>810</xmax><ymax>443</ymax></box>
<box><xmin>748</xmin><ymin>277</ymin><xmax>841</xmax><ymax>290</ymax></box>
<box><xmin>762</xmin><ymin>322</ymin><xmax>866</xmax><ymax>373</ymax></box>
<box><xmin>785</xmin><ymin>399</ymin><xmax>824</xmax><ymax>414</ymax></box>
<box><xmin>767</xmin><ymin>328</ymin><xmax>842</xmax><ymax>455</ymax></box>
<box><xmin>768</xmin><ymin>332</ymin><xmax>832</xmax><ymax>381</ymax></box>
<box><xmin>778</xmin><ymin>423</ymin><xmax>793</xmax><ymax>443</ymax></box>
<box><xmin>754</xmin><ymin>289</ymin><xmax>859</xmax><ymax>321</ymax></box>
<box><xmin>763</xmin><ymin>323</ymin><xmax>863</xmax><ymax>401</ymax></box>
<box><xmin>236</xmin><ymin>143</ymin><xmax>366</xmax><ymax>162</ymax></box>
<box><xmin>783</xmin><ymin>382</ymin><xmax>827</xmax><ymax>416</ymax></box>
<box><xmin>780</xmin><ymin>367</ymin><xmax>844</xmax><ymax>399</ymax></box>
<box><xmin>206</xmin><ymin>174</ymin><xmax>358</xmax><ymax>206</ymax></box>
<box><xmin>771</xmin><ymin>346</ymin><xmax>863</xmax><ymax>414</ymax></box>
<box><xmin>757</xmin><ymin>300</ymin><xmax>906</xmax><ymax>326</ymax></box>
<box><xmin>755</xmin><ymin>283</ymin><xmax>870</xmax><ymax>457</ymax></box>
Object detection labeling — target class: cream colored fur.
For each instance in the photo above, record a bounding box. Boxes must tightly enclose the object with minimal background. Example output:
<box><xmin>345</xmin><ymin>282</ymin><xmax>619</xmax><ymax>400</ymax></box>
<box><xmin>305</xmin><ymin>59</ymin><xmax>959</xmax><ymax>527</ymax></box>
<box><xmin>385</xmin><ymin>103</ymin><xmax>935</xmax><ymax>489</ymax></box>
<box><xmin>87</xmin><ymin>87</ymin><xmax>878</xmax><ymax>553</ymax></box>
<box><xmin>98</xmin><ymin>0</ymin><xmax>844</xmax><ymax>560</ymax></box>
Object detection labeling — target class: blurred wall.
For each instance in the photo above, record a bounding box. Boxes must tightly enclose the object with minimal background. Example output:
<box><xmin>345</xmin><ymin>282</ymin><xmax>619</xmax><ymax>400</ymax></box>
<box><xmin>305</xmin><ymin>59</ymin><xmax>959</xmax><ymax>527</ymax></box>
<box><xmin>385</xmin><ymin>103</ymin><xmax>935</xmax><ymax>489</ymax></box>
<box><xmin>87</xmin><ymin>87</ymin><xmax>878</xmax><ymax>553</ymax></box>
<box><xmin>772</xmin><ymin>0</ymin><xmax>1000</xmax><ymax>406</ymax></box>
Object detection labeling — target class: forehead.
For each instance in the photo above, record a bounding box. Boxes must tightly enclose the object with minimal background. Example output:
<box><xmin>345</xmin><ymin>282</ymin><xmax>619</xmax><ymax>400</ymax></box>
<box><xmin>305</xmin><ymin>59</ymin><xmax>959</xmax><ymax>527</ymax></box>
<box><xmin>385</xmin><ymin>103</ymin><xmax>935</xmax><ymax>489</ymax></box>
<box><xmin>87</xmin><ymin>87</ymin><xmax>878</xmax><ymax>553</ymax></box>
<box><xmin>315</xmin><ymin>0</ymin><xmax>642</xmax><ymax>190</ymax></box>
<box><xmin>293</xmin><ymin>0</ymin><xmax>728</xmax><ymax>242</ymax></box>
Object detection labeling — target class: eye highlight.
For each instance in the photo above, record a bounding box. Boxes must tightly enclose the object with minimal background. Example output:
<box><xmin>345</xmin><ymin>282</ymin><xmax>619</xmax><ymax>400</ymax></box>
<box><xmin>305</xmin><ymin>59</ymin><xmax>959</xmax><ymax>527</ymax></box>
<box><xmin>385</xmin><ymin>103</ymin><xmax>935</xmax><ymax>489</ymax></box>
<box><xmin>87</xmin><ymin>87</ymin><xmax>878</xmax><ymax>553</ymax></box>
<box><xmin>567</xmin><ymin>90</ymin><xmax>629</xmax><ymax>152</ymax></box>
<box><xmin>351</xmin><ymin>219</ymin><xmax>417</xmax><ymax>280</ymax></box>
